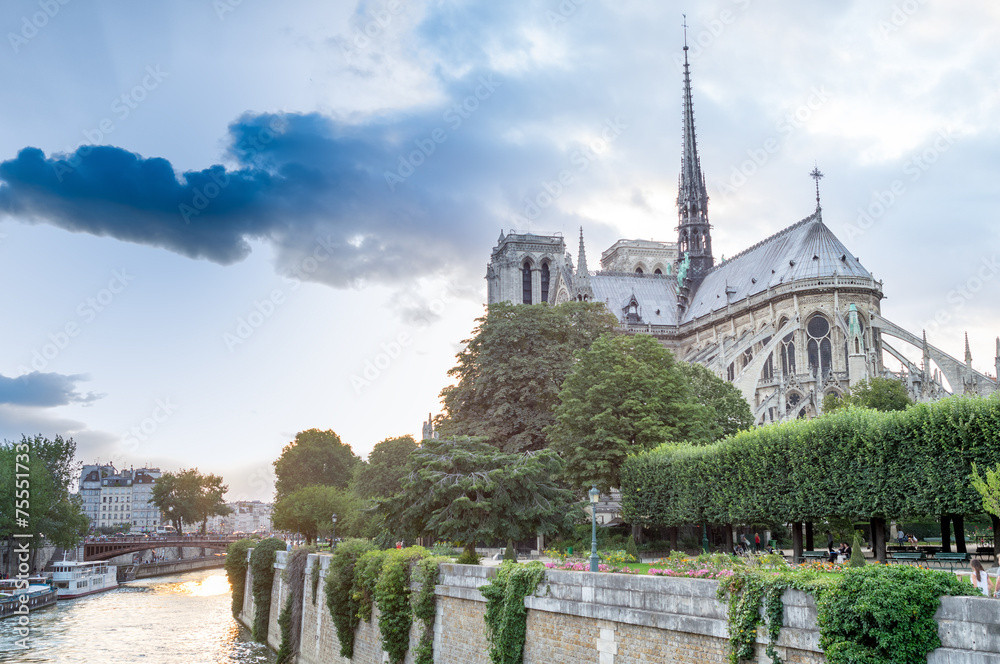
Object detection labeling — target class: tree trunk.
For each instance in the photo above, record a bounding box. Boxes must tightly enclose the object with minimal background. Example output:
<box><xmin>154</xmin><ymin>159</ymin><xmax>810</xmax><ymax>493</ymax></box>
<box><xmin>791</xmin><ymin>522</ymin><xmax>803</xmax><ymax>564</ymax></box>
<box><xmin>991</xmin><ymin>515</ymin><xmax>1000</xmax><ymax>566</ymax></box>
<box><xmin>724</xmin><ymin>525</ymin><xmax>734</xmax><ymax>553</ymax></box>
<box><xmin>668</xmin><ymin>527</ymin><xmax>678</xmax><ymax>553</ymax></box>
<box><xmin>870</xmin><ymin>517</ymin><xmax>887</xmax><ymax>564</ymax></box>
<box><xmin>631</xmin><ymin>523</ymin><xmax>643</xmax><ymax>544</ymax></box>
<box><xmin>954</xmin><ymin>515</ymin><xmax>967</xmax><ymax>554</ymax></box>
<box><xmin>941</xmin><ymin>515</ymin><xmax>952</xmax><ymax>553</ymax></box>
<box><xmin>805</xmin><ymin>521</ymin><xmax>814</xmax><ymax>551</ymax></box>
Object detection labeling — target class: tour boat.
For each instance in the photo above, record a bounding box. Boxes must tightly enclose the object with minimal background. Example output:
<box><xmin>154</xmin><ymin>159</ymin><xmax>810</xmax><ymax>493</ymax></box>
<box><xmin>0</xmin><ymin>576</ymin><xmax>57</xmax><ymax>617</ymax></box>
<box><xmin>50</xmin><ymin>560</ymin><xmax>118</xmax><ymax>599</ymax></box>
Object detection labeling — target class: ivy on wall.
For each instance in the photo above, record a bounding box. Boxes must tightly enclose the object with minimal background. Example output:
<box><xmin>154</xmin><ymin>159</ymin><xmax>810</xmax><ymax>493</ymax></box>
<box><xmin>249</xmin><ymin>538</ymin><xmax>288</xmax><ymax>642</ymax></box>
<box><xmin>224</xmin><ymin>538</ymin><xmax>255</xmax><ymax>618</ymax></box>
<box><xmin>719</xmin><ymin>564</ymin><xmax>972</xmax><ymax>664</ymax></box>
<box><xmin>324</xmin><ymin>539</ymin><xmax>376</xmax><ymax>658</ymax></box>
<box><xmin>412</xmin><ymin>555</ymin><xmax>448</xmax><ymax>664</ymax></box>
<box><xmin>480</xmin><ymin>561</ymin><xmax>546</xmax><ymax>664</ymax></box>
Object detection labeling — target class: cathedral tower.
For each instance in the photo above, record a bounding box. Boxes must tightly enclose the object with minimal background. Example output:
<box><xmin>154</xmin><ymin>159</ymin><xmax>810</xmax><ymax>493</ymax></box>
<box><xmin>675</xmin><ymin>22</ymin><xmax>714</xmax><ymax>283</ymax></box>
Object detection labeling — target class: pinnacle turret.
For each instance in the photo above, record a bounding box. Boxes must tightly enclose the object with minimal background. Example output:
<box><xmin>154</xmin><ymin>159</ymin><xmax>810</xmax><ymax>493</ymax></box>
<box><xmin>965</xmin><ymin>332</ymin><xmax>973</xmax><ymax>368</ymax></box>
<box><xmin>574</xmin><ymin>227</ymin><xmax>593</xmax><ymax>301</ymax></box>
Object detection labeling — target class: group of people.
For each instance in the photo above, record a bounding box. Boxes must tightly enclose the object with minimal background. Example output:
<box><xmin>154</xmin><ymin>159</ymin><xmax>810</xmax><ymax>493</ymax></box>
<box><xmin>734</xmin><ymin>533</ymin><xmax>775</xmax><ymax>556</ymax></box>
<box><xmin>827</xmin><ymin>541</ymin><xmax>853</xmax><ymax>563</ymax></box>
<box><xmin>896</xmin><ymin>532</ymin><xmax>919</xmax><ymax>545</ymax></box>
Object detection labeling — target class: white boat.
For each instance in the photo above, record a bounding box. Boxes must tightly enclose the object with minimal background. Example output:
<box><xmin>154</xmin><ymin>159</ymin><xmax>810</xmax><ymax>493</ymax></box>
<box><xmin>50</xmin><ymin>560</ymin><xmax>118</xmax><ymax>599</ymax></box>
<box><xmin>0</xmin><ymin>577</ymin><xmax>57</xmax><ymax>617</ymax></box>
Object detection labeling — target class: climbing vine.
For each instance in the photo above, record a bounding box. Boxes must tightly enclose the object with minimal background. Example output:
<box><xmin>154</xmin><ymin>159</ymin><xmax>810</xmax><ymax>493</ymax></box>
<box><xmin>249</xmin><ymin>538</ymin><xmax>287</xmax><ymax>642</ymax></box>
<box><xmin>224</xmin><ymin>538</ymin><xmax>255</xmax><ymax>618</ymax></box>
<box><xmin>276</xmin><ymin>546</ymin><xmax>312</xmax><ymax>663</ymax></box>
<box><xmin>480</xmin><ymin>561</ymin><xmax>546</xmax><ymax>664</ymax></box>
<box><xmin>412</xmin><ymin>556</ymin><xmax>448</xmax><ymax>664</ymax></box>
<box><xmin>275</xmin><ymin>595</ymin><xmax>294</xmax><ymax>664</ymax></box>
<box><xmin>374</xmin><ymin>547</ymin><xmax>429</xmax><ymax>664</ymax></box>
<box><xmin>324</xmin><ymin>538</ymin><xmax>376</xmax><ymax>658</ymax></box>
<box><xmin>310</xmin><ymin>554</ymin><xmax>321</xmax><ymax>605</ymax></box>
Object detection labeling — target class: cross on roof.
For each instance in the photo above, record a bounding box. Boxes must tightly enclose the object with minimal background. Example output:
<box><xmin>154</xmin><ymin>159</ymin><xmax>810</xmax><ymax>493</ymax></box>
<box><xmin>810</xmin><ymin>165</ymin><xmax>824</xmax><ymax>211</ymax></box>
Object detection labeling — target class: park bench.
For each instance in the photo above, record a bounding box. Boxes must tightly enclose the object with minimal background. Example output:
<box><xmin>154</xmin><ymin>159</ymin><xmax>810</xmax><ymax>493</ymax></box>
<box><xmin>975</xmin><ymin>547</ymin><xmax>995</xmax><ymax>559</ymax></box>
<box><xmin>927</xmin><ymin>552</ymin><xmax>971</xmax><ymax>570</ymax></box>
<box><xmin>797</xmin><ymin>551</ymin><xmax>829</xmax><ymax>563</ymax></box>
<box><xmin>889</xmin><ymin>552</ymin><xmax>926</xmax><ymax>564</ymax></box>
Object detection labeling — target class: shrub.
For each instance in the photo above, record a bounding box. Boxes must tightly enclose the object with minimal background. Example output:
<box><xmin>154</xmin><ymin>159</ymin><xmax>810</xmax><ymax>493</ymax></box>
<box><xmin>849</xmin><ymin>531</ymin><xmax>866</xmax><ymax>568</ymax></box>
<box><xmin>626</xmin><ymin>535</ymin><xmax>640</xmax><ymax>562</ymax></box>
<box><xmin>412</xmin><ymin>556</ymin><xmax>448</xmax><ymax>664</ymax></box>
<box><xmin>456</xmin><ymin>547</ymin><xmax>481</xmax><ymax>565</ymax></box>
<box><xmin>816</xmin><ymin>565</ymin><xmax>971</xmax><ymax>663</ymax></box>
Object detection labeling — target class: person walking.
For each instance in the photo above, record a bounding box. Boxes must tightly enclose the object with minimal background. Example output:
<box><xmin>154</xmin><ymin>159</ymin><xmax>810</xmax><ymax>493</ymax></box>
<box><xmin>754</xmin><ymin>533</ymin><xmax>761</xmax><ymax>553</ymax></box>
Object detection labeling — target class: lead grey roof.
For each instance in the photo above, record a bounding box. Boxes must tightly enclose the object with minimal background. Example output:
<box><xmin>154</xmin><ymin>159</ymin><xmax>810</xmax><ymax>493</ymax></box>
<box><xmin>591</xmin><ymin>273</ymin><xmax>678</xmax><ymax>325</ymax></box>
<box><xmin>682</xmin><ymin>212</ymin><xmax>872</xmax><ymax>323</ymax></box>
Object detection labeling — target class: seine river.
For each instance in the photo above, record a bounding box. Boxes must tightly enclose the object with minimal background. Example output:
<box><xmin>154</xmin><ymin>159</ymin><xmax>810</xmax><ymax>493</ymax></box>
<box><xmin>0</xmin><ymin>568</ymin><xmax>276</xmax><ymax>664</ymax></box>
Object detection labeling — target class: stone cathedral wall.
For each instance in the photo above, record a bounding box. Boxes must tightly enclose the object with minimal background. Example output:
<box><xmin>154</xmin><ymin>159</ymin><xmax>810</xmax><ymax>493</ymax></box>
<box><xmin>239</xmin><ymin>554</ymin><xmax>1000</xmax><ymax>664</ymax></box>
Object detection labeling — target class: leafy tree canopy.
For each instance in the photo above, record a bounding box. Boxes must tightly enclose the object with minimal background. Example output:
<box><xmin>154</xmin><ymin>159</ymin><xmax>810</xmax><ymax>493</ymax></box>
<box><xmin>273</xmin><ymin>429</ymin><xmax>360</xmax><ymax>500</ymax></box>
<box><xmin>677</xmin><ymin>361</ymin><xmax>754</xmax><ymax>440</ymax></box>
<box><xmin>822</xmin><ymin>377</ymin><xmax>913</xmax><ymax>414</ymax></box>
<box><xmin>271</xmin><ymin>485</ymin><xmax>357</xmax><ymax>545</ymax></box>
<box><xmin>0</xmin><ymin>434</ymin><xmax>88</xmax><ymax>553</ymax></box>
<box><xmin>386</xmin><ymin>437</ymin><xmax>581</xmax><ymax>554</ymax></box>
<box><xmin>351</xmin><ymin>436</ymin><xmax>418</xmax><ymax>500</ymax></box>
<box><xmin>438</xmin><ymin>301</ymin><xmax>619</xmax><ymax>453</ymax></box>
<box><xmin>151</xmin><ymin>468</ymin><xmax>232</xmax><ymax>535</ymax></box>
<box><xmin>547</xmin><ymin>333</ymin><xmax>715</xmax><ymax>492</ymax></box>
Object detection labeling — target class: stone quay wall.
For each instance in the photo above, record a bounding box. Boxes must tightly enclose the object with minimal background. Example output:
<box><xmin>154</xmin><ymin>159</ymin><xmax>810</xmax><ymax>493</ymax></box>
<box><xmin>238</xmin><ymin>554</ymin><xmax>1000</xmax><ymax>664</ymax></box>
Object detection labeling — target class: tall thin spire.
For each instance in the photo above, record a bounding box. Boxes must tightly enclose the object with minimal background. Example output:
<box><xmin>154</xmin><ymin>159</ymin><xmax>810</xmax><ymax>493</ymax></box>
<box><xmin>965</xmin><ymin>332</ymin><xmax>973</xmax><ymax>368</ymax></box>
<box><xmin>676</xmin><ymin>14</ymin><xmax>713</xmax><ymax>283</ymax></box>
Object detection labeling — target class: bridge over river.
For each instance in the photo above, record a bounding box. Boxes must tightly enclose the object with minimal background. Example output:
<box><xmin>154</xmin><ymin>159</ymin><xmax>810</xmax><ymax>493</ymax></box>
<box><xmin>83</xmin><ymin>534</ymin><xmax>242</xmax><ymax>561</ymax></box>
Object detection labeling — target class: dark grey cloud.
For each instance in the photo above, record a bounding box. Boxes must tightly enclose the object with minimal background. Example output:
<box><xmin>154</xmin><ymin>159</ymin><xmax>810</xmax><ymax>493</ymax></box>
<box><xmin>0</xmin><ymin>372</ymin><xmax>103</xmax><ymax>407</ymax></box>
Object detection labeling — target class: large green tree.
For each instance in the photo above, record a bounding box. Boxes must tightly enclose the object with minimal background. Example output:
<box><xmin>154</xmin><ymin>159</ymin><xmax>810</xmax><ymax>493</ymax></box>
<box><xmin>351</xmin><ymin>436</ymin><xmax>417</xmax><ymax>500</ymax></box>
<box><xmin>386</xmin><ymin>437</ymin><xmax>580</xmax><ymax>557</ymax></box>
<box><xmin>1</xmin><ymin>435</ymin><xmax>89</xmax><ymax>575</ymax></box>
<box><xmin>151</xmin><ymin>468</ymin><xmax>231</xmax><ymax>535</ymax></box>
<box><xmin>677</xmin><ymin>361</ymin><xmax>753</xmax><ymax>439</ymax></box>
<box><xmin>822</xmin><ymin>377</ymin><xmax>913</xmax><ymax>413</ymax></box>
<box><xmin>547</xmin><ymin>334</ymin><xmax>714</xmax><ymax>492</ymax></box>
<box><xmin>438</xmin><ymin>301</ymin><xmax>619</xmax><ymax>453</ymax></box>
<box><xmin>273</xmin><ymin>429</ymin><xmax>360</xmax><ymax>500</ymax></box>
<box><xmin>271</xmin><ymin>485</ymin><xmax>357</xmax><ymax>545</ymax></box>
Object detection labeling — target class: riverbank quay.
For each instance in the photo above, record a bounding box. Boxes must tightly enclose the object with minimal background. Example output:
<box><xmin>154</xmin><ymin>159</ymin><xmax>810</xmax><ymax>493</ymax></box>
<box><xmin>238</xmin><ymin>551</ymin><xmax>1000</xmax><ymax>663</ymax></box>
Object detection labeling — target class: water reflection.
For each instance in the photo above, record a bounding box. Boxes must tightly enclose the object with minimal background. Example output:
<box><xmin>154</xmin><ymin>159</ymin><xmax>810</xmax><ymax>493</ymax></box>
<box><xmin>0</xmin><ymin>569</ymin><xmax>275</xmax><ymax>664</ymax></box>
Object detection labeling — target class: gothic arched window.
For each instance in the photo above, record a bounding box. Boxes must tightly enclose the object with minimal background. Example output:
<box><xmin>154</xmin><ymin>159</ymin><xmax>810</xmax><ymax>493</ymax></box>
<box><xmin>635</xmin><ymin>267</ymin><xmax>643</xmax><ymax>274</ymax></box>
<box><xmin>540</xmin><ymin>263</ymin><xmax>550</xmax><ymax>303</ymax></box>
<box><xmin>654</xmin><ymin>268</ymin><xmax>662</xmax><ymax>275</ymax></box>
<box><xmin>522</xmin><ymin>261</ymin><xmax>532</xmax><ymax>304</ymax></box>
<box><xmin>806</xmin><ymin>314</ymin><xmax>832</xmax><ymax>379</ymax></box>
<box><xmin>780</xmin><ymin>333</ymin><xmax>795</xmax><ymax>375</ymax></box>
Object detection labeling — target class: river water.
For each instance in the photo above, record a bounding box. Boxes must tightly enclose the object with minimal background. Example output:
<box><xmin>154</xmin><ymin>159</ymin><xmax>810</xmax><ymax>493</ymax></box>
<box><xmin>0</xmin><ymin>568</ymin><xmax>276</xmax><ymax>664</ymax></box>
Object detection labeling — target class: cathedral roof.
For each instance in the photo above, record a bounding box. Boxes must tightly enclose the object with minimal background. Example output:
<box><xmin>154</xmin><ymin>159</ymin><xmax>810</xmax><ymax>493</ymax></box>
<box><xmin>682</xmin><ymin>212</ymin><xmax>873</xmax><ymax>322</ymax></box>
<box><xmin>591</xmin><ymin>273</ymin><xmax>678</xmax><ymax>325</ymax></box>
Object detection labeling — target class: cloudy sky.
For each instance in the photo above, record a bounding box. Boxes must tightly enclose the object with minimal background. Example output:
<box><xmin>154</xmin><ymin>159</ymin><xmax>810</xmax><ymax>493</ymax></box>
<box><xmin>2</xmin><ymin>0</ymin><xmax>998</xmax><ymax>500</ymax></box>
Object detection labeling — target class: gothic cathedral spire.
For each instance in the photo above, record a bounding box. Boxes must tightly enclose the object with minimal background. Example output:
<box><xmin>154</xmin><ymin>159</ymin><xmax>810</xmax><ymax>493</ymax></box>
<box><xmin>574</xmin><ymin>227</ymin><xmax>593</xmax><ymax>301</ymax></box>
<box><xmin>676</xmin><ymin>16</ymin><xmax>714</xmax><ymax>283</ymax></box>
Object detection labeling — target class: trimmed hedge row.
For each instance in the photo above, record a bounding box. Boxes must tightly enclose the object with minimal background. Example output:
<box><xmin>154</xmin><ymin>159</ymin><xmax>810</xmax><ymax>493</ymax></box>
<box><xmin>621</xmin><ymin>396</ymin><xmax>1000</xmax><ymax>527</ymax></box>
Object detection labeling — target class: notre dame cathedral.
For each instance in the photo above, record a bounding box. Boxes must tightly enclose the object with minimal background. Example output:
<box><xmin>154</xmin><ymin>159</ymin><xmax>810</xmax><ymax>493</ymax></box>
<box><xmin>485</xmin><ymin>39</ymin><xmax>1000</xmax><ymax>425</ymax></box>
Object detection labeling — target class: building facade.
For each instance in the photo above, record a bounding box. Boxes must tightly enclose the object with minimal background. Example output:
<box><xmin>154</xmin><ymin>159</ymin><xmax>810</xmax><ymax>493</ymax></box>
<box><xmin>485</xmin><ymin>40</ymin><xmax>1000</xmax><ymax>424</ymax></box>
<box><xmin>204</xmin><ymin>500</ymin><xmax>273</xmax><ymax>534</ymax></box>
<box><xmin>79</xmin><ymin>465</ymin><xmax>164</xmax><ymax>532</ymax></box>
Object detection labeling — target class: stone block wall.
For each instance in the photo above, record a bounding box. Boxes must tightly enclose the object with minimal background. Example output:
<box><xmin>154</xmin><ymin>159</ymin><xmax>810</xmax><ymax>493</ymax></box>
<box><xmin>239</xmin><ymin>555</ymin><xmax>1000</xmax><ymax>664</ymax></box>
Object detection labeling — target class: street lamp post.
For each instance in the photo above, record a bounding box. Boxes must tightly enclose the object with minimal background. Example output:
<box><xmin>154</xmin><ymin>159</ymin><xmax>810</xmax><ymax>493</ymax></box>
<box><xmin>331</xmin><ymin>513</ymin><xmax>337</xmax><ymax>550</ymax></box>
<box><xmin>589</xmin><ymin>486</ymin><xmax>600</xmax><ymax>572</ymax></box>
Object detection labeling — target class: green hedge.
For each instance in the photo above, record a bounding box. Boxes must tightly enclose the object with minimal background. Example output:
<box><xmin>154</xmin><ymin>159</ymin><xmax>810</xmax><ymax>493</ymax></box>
<box><xmin>249</xmin><ymin>538</ymin><xmax>287</xmax><ymax>642</ymax></box>
<box><xmin>621</xmin><ymin>396</ymin><xmax>1000</xmax><ymax>527</ymax></box>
